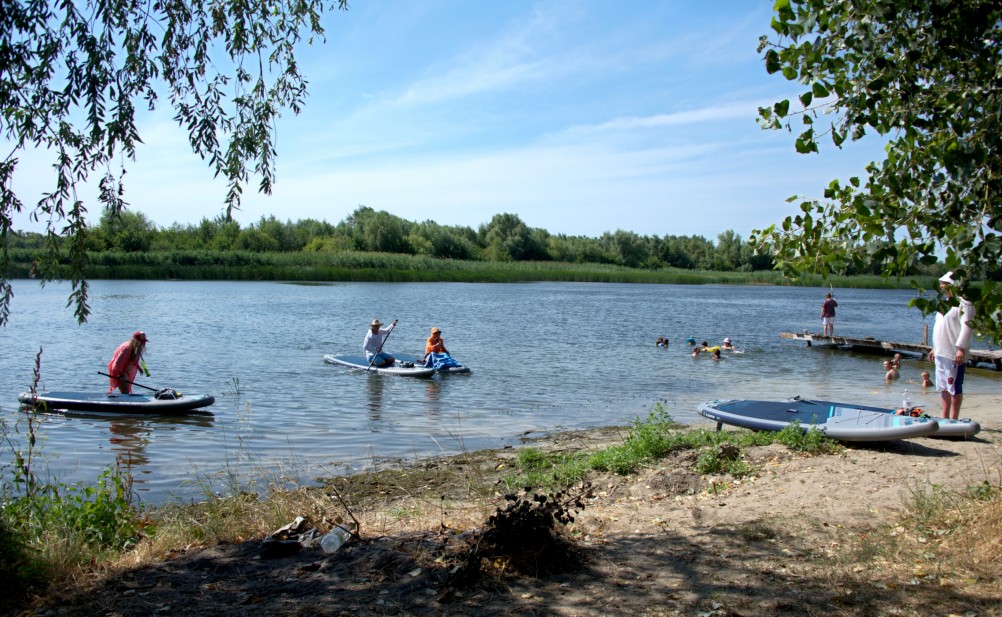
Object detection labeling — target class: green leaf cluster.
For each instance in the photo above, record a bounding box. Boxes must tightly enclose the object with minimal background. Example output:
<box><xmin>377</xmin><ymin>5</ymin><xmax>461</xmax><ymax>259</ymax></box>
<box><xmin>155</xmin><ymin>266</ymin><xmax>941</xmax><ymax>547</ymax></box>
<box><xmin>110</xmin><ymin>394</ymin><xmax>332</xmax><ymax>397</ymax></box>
<box><xmin>0</xmin><ymin>0</ymin><xmax>350</xmax><ymax>325</ymax></box>
<box><xmin>754</xmin><ymin>0</ymin><xmax>1002</xmax><ymax>343</ymax></box>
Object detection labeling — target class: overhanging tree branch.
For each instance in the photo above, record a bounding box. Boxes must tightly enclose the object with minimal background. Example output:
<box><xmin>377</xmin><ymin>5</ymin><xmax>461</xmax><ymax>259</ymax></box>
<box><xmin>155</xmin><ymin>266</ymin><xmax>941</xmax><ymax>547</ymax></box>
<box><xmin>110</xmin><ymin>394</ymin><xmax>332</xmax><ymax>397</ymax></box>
<box><xmin>0</xmin><ymin>0</ymin><xmax>350</xmax><ymax>326</ymax></box>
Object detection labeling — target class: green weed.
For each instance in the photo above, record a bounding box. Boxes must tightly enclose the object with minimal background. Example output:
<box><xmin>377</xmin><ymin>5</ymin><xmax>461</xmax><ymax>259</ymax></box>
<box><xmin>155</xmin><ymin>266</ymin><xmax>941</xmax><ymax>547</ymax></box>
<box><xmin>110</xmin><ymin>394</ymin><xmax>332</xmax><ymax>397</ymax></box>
<box><xmin>773</xmin><ymin>422</ymin><xmax>843</xmax><ymax>454</ymax></box>
<box><xmin>588</xmin><ymin>404</ymin><xmax>688</xmax><ymax>474</ymax></box>
<box><xmin>1</xmin><ymin>350</ymin><xmax>146</xmax><ymax>607</ymax></box>
<box><xmin>694</xmin><ymin>444</ymin><xmax>752</xmax><ymax>477</ymax></box>
<box><xmin>499</xmin><ymin>448</ymin><xmax>590</xmax><ymax>491</ymax></box>
<box><xmin>967</xmin><ymin>480</ymin><xmax>998</xmax><ymax>501</ymax></box>
<box><xmin>513</xmin><ymin>404</ymin><xmax>841</xmax><ymax>490</ymax></box>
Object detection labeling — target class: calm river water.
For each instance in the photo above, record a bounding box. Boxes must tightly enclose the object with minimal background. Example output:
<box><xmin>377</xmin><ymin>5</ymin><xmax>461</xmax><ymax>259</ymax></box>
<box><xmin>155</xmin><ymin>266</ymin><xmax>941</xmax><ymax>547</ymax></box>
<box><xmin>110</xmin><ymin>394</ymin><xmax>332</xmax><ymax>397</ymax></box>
<box><xmin>1</xmin><ymin>280</ymin><xmax>998</xmax><ymax>504</ymax></box>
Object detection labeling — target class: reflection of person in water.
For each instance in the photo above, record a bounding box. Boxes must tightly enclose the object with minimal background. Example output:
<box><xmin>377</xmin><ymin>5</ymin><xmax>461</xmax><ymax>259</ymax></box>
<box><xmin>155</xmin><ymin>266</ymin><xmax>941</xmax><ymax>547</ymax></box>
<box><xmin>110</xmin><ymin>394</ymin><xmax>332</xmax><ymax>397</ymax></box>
<box><xmin>422</xmin><ymin>379</ymin><xmax>443</xmax><ymax>420</ymax></box>
<box><xmin>364</xmin><ymin>371</ymin><xmax>385</xmax><ymax>425</ymax></box>
<box><xmin>108</xmin><ymin>420</ymin><xmax>151</xmax><ymax>469</ymax></box>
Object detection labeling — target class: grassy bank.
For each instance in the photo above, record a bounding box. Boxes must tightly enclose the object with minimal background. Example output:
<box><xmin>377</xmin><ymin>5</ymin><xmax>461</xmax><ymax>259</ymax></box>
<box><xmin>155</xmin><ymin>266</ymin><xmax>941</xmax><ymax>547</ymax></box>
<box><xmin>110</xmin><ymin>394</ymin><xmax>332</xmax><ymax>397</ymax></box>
<box><xmin>2</xmin><ymin>404</ymin><xmax>998</xmax><ymax>613</ymax></box>
<box><xmin>9</xmin><ymin>248</ymin><xmax>927</xmax><ymax>287</ymax></box>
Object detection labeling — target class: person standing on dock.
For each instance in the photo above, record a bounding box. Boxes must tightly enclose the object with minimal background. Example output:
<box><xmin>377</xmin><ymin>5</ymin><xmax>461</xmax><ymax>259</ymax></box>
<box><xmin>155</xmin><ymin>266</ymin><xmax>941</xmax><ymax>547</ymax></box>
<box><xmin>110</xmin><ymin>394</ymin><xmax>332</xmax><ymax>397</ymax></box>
<box><xmin>820</xmin><ymin>292</ymin><xmax>838</xmax><ymax>337</ymax></box>
<box><xmin>928</xmin><ymin>272</ymin><xmax>975</xmax><ymax>420</ymax></box>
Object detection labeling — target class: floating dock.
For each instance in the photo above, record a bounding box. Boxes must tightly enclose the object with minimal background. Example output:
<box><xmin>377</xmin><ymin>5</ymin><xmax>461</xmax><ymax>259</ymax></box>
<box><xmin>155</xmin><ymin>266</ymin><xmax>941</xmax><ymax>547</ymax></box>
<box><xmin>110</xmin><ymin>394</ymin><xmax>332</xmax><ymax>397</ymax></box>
<box><xmin>779</xmin><ymin>331</ymin><xmax>1002</xmax><ymax>370</ymax></box>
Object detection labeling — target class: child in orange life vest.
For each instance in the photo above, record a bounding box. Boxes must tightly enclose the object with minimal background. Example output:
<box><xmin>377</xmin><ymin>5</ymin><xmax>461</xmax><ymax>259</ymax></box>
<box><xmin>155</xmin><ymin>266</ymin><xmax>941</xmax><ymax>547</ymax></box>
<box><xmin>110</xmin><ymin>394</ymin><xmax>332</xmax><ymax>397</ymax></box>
<box><xmin>424</xmin><ymin>327</ymin><xmax>449</xmax><ymax>362</ymax></box>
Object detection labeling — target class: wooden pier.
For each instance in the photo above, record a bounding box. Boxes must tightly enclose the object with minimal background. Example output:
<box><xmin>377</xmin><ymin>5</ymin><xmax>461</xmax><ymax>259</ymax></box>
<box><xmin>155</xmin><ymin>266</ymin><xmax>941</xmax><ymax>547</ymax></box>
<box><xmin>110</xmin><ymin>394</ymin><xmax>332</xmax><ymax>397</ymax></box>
<box><xmin>779</xmin><ymin>331</ymin><xmax>1002</xmax><ymax>370</ymax></box>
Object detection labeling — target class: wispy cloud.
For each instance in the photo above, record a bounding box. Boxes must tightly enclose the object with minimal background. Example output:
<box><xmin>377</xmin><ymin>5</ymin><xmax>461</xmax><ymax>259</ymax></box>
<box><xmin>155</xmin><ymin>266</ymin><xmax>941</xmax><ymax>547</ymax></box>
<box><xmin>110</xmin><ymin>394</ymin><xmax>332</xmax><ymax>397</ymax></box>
<box><xmin>567</xmin><ymin>101</ymin><xmax>763</xmax><ymax>135</ymax></box>
<box><xmin>386</xmin><ymin>6</ymin><xmax>571</xmax><ymax>107</ymax></box>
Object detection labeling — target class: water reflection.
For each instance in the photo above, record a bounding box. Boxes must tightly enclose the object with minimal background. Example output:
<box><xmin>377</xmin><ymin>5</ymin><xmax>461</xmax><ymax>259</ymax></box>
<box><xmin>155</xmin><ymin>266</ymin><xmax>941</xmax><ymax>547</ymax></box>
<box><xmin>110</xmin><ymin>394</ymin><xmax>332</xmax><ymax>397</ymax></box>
<box><xmin>422</xmin><ymin>378</ymin><xmax>442</xmax><ymax>420</ymax></box>
<box><xmin>108</xmin><ymin>420</ymin><xmax>151</xmax><ymax>469</ymax></box>
<box><xmin>70</xmin><ymin>412</ymin><xmax>215</xmax><ymax>480</ymax></box>
<box><xmin>364</xmin><ymin>373</ymin><xmax>385</xmax><ymax>426</ymax></box>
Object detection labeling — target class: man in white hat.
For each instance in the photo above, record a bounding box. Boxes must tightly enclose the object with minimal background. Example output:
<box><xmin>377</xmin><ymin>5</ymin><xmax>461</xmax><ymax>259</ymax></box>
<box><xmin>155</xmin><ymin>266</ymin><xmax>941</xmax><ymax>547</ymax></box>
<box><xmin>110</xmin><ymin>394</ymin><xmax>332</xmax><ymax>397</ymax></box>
<box><xmin>927</xmin><ymin>272</ymin><xmax>975</xmax><ymax>419</ymax></box>
<box><xmin>363</xmin><ymin>318</ymin><xmax>398</xmax><ymax>367</ymax></box>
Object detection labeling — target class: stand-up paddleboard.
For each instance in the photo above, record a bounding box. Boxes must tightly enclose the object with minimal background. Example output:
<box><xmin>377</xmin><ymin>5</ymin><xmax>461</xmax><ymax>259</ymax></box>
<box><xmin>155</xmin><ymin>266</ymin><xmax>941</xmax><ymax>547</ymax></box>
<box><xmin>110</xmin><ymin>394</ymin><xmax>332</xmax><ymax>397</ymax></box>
<box><xmin>699</xmin><ymin>398</ymin><xmax>940</xmax><ymax>442</ymax></box>
<box><xmin>19</xmin><ymin>391</ymin><xmax>215</xmax><ymax>415</ymax></box>
<box><xmin>323</xmin><ymin>354</ymin><xmax>436</xmax><ymax>378</ymax></box>
<box><xmin>917</xmin><ymin>416</ymin><xmax>981</xmax><ymax>438</ymax></box>
<box><xmin>790</xmin><ymin>397</ymin><xmax>980</xmax><ymax>438</ymax></box>
<box><xmin>395</xmin><ymin>353</ymin><xmax>472</xmax><ymax>375</ymax></box>
<box><xmin>830</xmin><ymin>399</ymin><xmax>979</xmax><ymax>438</ymax></box>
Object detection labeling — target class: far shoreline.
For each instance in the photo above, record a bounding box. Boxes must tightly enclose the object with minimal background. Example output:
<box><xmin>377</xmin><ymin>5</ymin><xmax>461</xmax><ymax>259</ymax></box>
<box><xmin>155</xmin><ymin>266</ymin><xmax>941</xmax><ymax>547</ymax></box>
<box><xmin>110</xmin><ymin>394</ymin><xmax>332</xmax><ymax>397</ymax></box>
<box><xmin>6</xmin><ymin>250</ymin><xmax>934</xmax><ymax>288</ymax></box>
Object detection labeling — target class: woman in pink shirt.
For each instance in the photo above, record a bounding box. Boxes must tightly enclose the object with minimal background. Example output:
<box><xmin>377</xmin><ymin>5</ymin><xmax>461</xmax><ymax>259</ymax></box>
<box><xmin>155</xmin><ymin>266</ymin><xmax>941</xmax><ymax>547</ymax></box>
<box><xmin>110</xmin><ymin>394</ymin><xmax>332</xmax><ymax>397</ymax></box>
<box><xmin>108</xmin><ymin>331</ymin><xmax>149</xmax><ymax>393</ymax></box>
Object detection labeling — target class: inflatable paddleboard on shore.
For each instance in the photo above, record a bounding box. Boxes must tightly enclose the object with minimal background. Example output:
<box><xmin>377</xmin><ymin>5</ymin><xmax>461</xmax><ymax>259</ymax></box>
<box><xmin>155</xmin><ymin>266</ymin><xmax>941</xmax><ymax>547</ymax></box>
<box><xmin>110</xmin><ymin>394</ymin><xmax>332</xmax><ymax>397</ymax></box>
<box><xmin>699</xmin><ymin>398</ymin><xmax>942</xmax><ymax>442</ymax></box>
<box><xmin>797</xmin><ymin>398</ymin><xmax>980</xmax><ymax>438</ymax></box>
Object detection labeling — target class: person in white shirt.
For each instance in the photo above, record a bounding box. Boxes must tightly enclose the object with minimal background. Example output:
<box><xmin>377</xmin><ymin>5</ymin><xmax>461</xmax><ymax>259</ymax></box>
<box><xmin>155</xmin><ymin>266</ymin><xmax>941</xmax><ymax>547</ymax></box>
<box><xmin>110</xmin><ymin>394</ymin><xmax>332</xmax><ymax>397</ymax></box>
<box><xmin>363</xmin><ymin>319</ymin><xmax>397</xmax><ymax>367</ymax></box>
<box><xmin>927</xmin><ymin>272</ymin><xmax>975</xmax><ymax>419</ymax></box>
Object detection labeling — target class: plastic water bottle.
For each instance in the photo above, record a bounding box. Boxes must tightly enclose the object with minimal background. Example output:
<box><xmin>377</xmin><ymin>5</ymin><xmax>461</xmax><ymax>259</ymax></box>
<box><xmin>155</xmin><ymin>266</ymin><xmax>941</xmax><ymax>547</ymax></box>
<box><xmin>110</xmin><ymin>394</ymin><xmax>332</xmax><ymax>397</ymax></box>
<box><xmin>902</xmin><ymin>389</ymin><xmax>911</xmax><ymax>410</ymax></box>
<box><xmin>319</xmin><ymin>525</ymin><xmax>351</xmax><ymax>554</ymax></box>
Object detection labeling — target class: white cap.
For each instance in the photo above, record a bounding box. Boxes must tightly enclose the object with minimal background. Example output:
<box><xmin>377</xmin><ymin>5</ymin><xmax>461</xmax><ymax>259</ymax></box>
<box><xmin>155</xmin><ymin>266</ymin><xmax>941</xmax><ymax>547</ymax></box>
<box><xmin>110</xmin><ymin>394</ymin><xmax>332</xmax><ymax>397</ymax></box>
<box><xmin>938</xmin><ymin>271</ymin><xmax>955</xmax><ymax>285</ymax></box>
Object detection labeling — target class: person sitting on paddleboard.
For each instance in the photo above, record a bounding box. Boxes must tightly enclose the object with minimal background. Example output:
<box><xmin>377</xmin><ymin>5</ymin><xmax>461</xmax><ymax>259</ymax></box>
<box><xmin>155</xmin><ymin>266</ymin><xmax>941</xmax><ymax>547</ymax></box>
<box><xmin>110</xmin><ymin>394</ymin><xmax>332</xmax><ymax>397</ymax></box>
<box><xmin>424</xmin><ymin>327</ymin><xmax>450</xmax><ymax>362</ymax></box>
<box><xmin>108</xmin><ymin>330</ymin><xmax>150</xmax><ymax>394</ymax></box>
<box><xmin>364</xmin><ymin>319</ymin><xmax>397</xmax><ymax>367</ymax></box>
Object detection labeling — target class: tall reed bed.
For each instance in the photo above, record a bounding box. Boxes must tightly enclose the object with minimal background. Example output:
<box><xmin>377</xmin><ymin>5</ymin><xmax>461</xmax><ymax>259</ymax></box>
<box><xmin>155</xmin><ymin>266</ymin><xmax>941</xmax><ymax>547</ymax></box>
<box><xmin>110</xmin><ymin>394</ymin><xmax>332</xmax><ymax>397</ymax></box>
<box><xmin>8</xmin><ymin>249</ymin><xmax>929</xmax><ymax>288</ymax></box>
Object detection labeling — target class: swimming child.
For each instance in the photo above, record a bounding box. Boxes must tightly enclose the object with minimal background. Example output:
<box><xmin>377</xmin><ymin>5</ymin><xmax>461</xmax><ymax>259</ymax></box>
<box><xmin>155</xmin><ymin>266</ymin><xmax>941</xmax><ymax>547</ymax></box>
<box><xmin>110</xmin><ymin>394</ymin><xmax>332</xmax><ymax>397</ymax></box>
<box><xmin>721</xmin><ymin>337</ymin><xmax>734</xmax><ymax>350</ymax></box>
<box><xmin>921</xmin><ymin>371</ymin><xmax>933</xmax><ymax>388</ymax></box>
<box><xmin>883</xmin><ymin>360</ymin><xmax>899</xmax><ymax>381</ymax></box>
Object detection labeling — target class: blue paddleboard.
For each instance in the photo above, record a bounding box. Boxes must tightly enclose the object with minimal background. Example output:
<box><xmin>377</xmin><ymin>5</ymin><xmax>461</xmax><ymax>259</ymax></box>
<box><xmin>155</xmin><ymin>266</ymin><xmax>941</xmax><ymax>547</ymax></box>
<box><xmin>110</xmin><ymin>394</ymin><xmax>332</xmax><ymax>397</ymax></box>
<box><xmin>699</xmin><ymin>398</ymin><xmax>941</xmax><ymax>442</ymax></box>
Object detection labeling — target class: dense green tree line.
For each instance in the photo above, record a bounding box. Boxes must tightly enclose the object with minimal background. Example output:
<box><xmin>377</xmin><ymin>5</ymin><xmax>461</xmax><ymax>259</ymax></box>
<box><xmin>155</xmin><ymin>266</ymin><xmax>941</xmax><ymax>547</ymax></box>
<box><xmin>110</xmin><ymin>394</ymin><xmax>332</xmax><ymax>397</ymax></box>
<box><xmin>11</xmin><ymin>206</ymin><xmax>780</xmax><ymax>273</ymax></box>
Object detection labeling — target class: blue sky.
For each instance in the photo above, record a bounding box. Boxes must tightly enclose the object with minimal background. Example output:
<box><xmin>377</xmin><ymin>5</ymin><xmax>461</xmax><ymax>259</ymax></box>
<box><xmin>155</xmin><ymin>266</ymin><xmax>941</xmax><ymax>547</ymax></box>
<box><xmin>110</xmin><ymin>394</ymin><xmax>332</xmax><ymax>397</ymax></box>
<box><xmin>11</xmin><ymin>1</ymin><xmax>887</xmax><ymax>240</ymax></box>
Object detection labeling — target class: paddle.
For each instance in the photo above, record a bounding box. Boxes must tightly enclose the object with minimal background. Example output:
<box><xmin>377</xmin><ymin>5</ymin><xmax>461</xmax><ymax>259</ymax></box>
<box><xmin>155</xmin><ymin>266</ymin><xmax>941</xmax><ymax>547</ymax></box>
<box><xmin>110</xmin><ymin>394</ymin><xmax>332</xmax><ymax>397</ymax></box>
<box><xmin>98</xmin><ymin>371</ymin><xmax>181</xmax><ymax>399</ymax></box>
<box><xmin>365</xmin><ymin>320</ymin><xmax>397</xmax><ymax>372</ymax></box>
